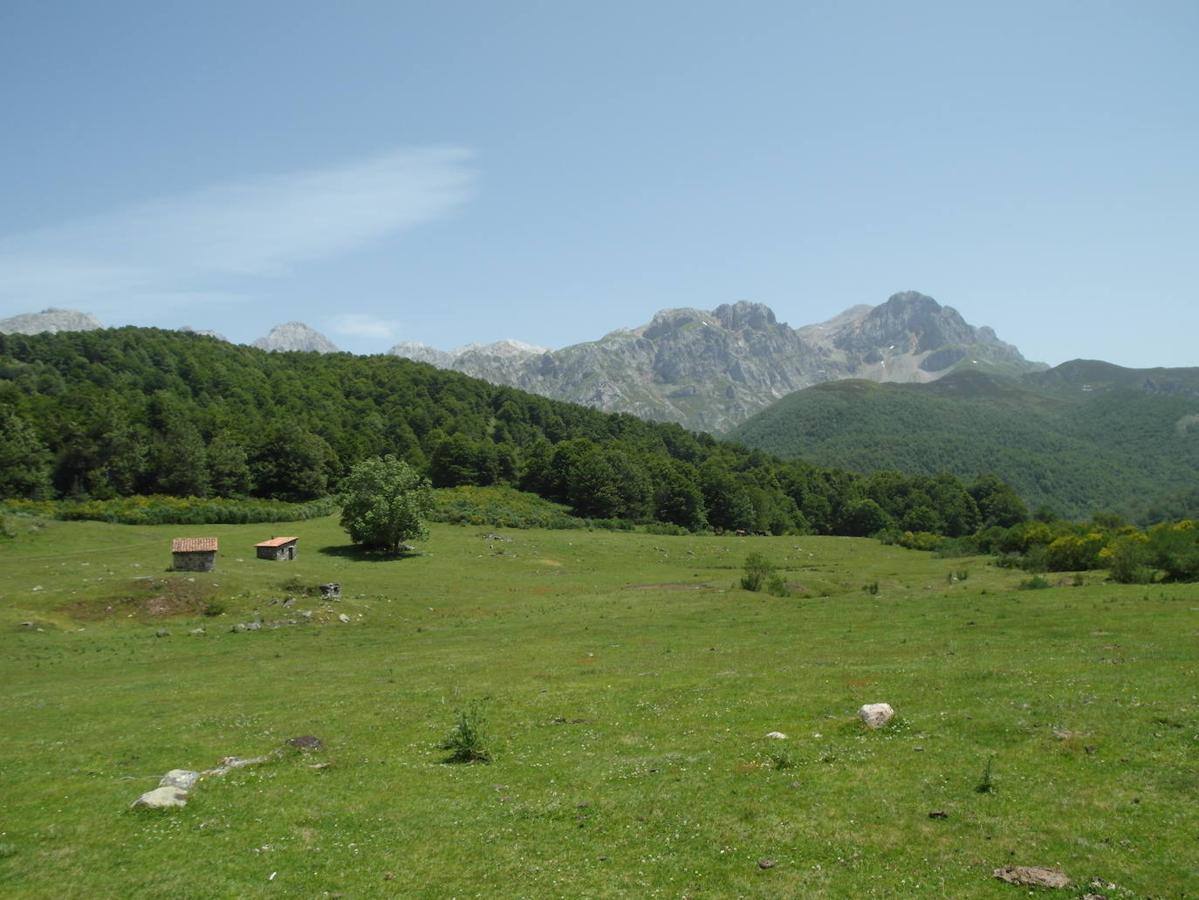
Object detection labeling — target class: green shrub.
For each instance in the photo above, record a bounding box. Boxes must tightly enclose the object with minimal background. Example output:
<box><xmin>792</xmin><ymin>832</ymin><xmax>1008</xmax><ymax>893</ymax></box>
<box><xmin>1018</xmin><ymin>575</ymin><xmax>1052</xmax><ymax>590</ymax></box>
<box><xmin>935</xmin><ymin>537</ymin><xmax>979</xmax><ymax>558</ymax></box>
<box><xmin>0</xmin><ymin>495</ymin><xmax>336</xmax><ymax>526</ymax></box>
<box><xmin>740</xmin><ymin>552</ymin><xmax>775</xmax><ymax>592</ymax></box>
<box><xmin>643</xmin><ymin>522</ymin><xmax>691</xmax><ymax>536</ymax></box>
<box><xmin>765</xmin><ymin>573</ymin><xmax>790</xmax><ymax>598</ymax></box>
<box><xmin>429</xmin><ymin>486</ymin><xmax>583</xmax><ymax>530</ymax></box>
<box><xmin>1105</xmin><ymin>533</ymin><xmax>1153</xmax><ymax>584</ymax></box>
<box><xmin>897</xmin><ymin>531</ymin><xmax>942</xmax><ymax>552</ymax></box>
<box><xmin>439</xmin><ymin>702</ymin><xmax>492</xmax><ymax>764</ymax></box>
<box><xmin>1147</xmin><ymin>522</ymin><xmax>1199</xmax><ymax>582</ymax></box>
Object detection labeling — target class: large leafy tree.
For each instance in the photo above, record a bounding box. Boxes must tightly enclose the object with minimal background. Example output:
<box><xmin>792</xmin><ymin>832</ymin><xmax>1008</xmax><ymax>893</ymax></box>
<box><xmin>339</xmin><ymin>455</ymin><xmax>434</xmax><ymax>553</ymax></box>
<box><xmin>0</xmin><ymin>408</ymin><xmax>53</xmax><ymax>499</ymax></box>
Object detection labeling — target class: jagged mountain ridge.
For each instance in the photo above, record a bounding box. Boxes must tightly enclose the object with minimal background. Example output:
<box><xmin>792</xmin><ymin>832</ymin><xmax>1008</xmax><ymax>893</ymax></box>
<box><xmin>0</xmin><ymin>293</ymin><xmax>1039</xmax><ymax>428</ymax></box>
<box><xmin>391</xmin><ymin>292</ymin><xmax>1042</xmax><ymax>432</ymax></box>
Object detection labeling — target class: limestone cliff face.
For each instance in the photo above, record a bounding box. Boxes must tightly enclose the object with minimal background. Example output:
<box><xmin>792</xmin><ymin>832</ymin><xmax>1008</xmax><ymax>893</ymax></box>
<box><xmin>252</xmin><ymin>322</ymin><xmax>339</xmax><ymax>354</ymax></box>
<box><xmin>0</xmin><ymin>308</ymin><xmax>103</xmax><ymax>335</ymax></box>
<box><xmin>389</xmin><ymin>292</ymin><xmax>1041</xmax><ymax>433</ymax></box>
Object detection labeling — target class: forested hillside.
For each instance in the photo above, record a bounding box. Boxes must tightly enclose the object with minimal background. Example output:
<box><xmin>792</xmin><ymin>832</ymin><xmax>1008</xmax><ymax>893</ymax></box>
<box><xmin>728</xmin><ymin>364</ymin><xmax>1199</xmax><ymax>521</ymax></box>
<box><xmin>0</xmin><ymin>328</ymin><xmax>1024</xmax><ymax>538</ymax></box>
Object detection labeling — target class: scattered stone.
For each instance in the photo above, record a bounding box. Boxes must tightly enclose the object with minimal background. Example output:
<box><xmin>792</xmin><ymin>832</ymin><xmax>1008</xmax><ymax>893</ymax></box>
<box><xmin>160</xmin><ymin>769</ymin><xmax>200</xmax><ymax>790</ymax></box>
<box><xmin>230</xmin><ymin>621</ymin><xmax>262</xmax><ymax>633</ymax></box>
<box><xmin>928</xmin><ymin>810</ymin><xmax>948</xmax><ymax>819</ymax></box>
<box><xmin>131</xmin><ymin>786</ymin><xmax>189</xmax><ymax>810</ymax></box>
<box><xmin>858</xmin><ymin>703</ymin><xmax>895</xmax><ymax>729</ymax></box>
<box><xmin>1052</xmin><ymin>729</ymin><xmax>1075</xmax><ymax>741</ymax></box>
<box><xmin>320</xmin><ymin>583</ymin><xmax>341</xmax><ymax>600</ymax></box>
<box><xmin>765</xmin><ymin>731</ymin><xmax>787</xmax><ymax>740</ymax></box>
<box><xmin>155</xmin><ymin>628</ymin><xmax>170</xmax><ymax>638</ymax></box>
<box><xmin>286</xmin><ymin>735</ymin><xmax>324</xmax><ymax>752</ymax></box>
<box><xmin>338</xmin><ymin>613</ymin><xmax>351</xmax><ymax>624</ymax></box>
<box><xmin>300</xmin><ymin>610</ymin><xmax>313</xmax><ymax>620</ymax></box>
<box><xmin>309</xmin><ymin>762</ymin><xmax>331</xmax><ymax>771</ymax></box>
<box><xmin>203</xmin><ymin>751</ymin><xmax>280</xmax><ymax>778</ymax></box>
<box><xmin>993</xmin><ymin>866</ymin><xmax>1071</xmax><ymax>889</ymax></box>
<box><xmin>189</xmin><ymin>627</ymin><xmax>206</xmax><ymax>636</ymax></box>
<box><xmin>757</xmin><ymin>858</ymin><xmax>777</xmax><ymax>870</ymax></box>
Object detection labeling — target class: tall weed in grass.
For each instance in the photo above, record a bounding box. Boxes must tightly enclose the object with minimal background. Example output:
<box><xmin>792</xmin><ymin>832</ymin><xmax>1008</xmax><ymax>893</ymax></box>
<box><xmin>439</xmin><ymin>702</ymin><xmax>492</xmax><ymax>764</ymax></box>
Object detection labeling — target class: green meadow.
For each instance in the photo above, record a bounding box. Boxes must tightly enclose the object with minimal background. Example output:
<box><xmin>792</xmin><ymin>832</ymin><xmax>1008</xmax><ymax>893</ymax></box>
<box><xmin>0</xmin><ymin>513</ymin><xmax>1195</xmax><ymax>898</ymax></box>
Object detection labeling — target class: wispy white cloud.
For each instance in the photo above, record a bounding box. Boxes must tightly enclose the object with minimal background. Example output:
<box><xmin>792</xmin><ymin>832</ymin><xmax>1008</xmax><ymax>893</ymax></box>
<box><xmin>328</xmin><ymin>313</ymin><xmax>403</xmax><ymax>340</ymax></box>
<box><xmin>0</xmin><ymin>147</ymin><xmax>475</xmax><ymax>316</ymax></box>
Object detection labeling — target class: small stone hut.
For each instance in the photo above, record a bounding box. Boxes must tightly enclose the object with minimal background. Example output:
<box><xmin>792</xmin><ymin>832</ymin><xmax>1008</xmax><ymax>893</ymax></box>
<box><xmin>255</xmin><ymin>536</ymin><xmax>299</xmax><ymax>561</ymax></box>
<box><xmin>171</xmin><ymin>537</ymin><xmax>218</xmax><ymax>572</ymax></box>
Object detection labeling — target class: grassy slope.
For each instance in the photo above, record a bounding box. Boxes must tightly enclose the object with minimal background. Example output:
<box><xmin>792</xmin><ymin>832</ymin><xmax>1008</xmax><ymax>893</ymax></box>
<box><xmin>0</xmin><ymin>516</ymin><xmax>1196</xmax><ymax>897</ymax></box>
<box><xmin>727</xmin><ymin>367</ymin><xmax>1199</xmax><ymax>519</ymax></box>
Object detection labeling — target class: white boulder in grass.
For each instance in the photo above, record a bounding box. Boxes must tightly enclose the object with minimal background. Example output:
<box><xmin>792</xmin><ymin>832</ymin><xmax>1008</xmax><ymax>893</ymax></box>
<box><xmin>765</xmin><ymin>731</ymin><xmax>787</xmax><ymax>740</ymax></box>
<box><xmin>131</xmin><ymin>786</ymin><xmax>189</xmax><ymax>810</ymax></box>
<box><xmin>858</xmin><ymin>703</ymin><xmax>895</xmax><ymax>729</ymax></box>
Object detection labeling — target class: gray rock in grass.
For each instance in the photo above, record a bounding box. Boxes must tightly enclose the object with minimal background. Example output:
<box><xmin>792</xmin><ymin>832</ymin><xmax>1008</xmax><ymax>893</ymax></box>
<box><xmin>858</xmin><ymin>703</ymin><xmax>895</xmax><ymax>729</ymax></box>
<box><xmin>131</xmin><ymin>786</ymin><xmax>189</xmax><ymax>810</ymax></box>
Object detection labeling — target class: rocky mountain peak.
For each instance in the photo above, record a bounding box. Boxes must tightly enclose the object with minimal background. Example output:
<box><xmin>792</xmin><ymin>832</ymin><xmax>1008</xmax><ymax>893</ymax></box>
<box><xmin>252</xmin><ymin>322</ymin><xmax>339</xmax><ymax>354</ymax></box>
<box><xmin>711</xmin><ymin>301</ymin><xmax>778</xmax><ymax>331</ymax></box>
<box><xmin>837</xmin><ymin>291</ymin><xmax>977</xmax><ymax>355</ymax></box>
<box><xmin>389</xmin><ymin>341</ymin><xmax>453</xmax><ymax>367</ymax></box>
<box><xmin>0</xmin><ymin>307</ymin><xmax>103</xmax><ymax>335</ymax></box>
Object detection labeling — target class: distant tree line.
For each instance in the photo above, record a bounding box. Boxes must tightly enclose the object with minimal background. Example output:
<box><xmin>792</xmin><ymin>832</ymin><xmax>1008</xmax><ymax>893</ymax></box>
<box><xmin>0</xmin><ymin>328</ymin><xmax>1028</xmax><ymax>537</ymax></box>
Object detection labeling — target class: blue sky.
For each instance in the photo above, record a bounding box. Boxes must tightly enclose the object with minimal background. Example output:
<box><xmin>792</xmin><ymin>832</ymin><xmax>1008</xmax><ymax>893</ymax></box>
<box><xmin>0</xmin><ymin>1</ymin><xmax>1196</xmax><ymax>365</ymax></box>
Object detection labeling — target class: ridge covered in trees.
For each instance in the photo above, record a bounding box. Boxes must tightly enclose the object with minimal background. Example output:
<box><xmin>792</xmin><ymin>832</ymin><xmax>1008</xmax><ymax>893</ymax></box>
<box><xmin>0</xmin><ymin>327</ymin><xmax>1027</xmax><ymax>537</ymax></box>
<box><xmin>728</xmin><ymin>366</ymin><xmax>1199</xmax><ymax>522</ymax></box>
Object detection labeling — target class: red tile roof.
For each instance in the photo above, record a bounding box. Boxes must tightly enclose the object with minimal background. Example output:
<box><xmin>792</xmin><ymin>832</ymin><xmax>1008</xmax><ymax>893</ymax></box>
<box><xmin>171</xmin><ymin>537</ymin><xmax>218</xmax><ymax>553</ymax></box>
<box><xmin>255</xmin><ymin>536</ymin><xmax>299</xmax><ymax>548</ymax></box>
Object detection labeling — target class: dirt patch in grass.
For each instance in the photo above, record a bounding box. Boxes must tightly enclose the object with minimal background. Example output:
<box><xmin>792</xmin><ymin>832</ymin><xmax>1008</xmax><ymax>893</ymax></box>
<box><xmin>61</xmin><ymin>576</ymin><xmax>220</xmax><ymax>621</ymax></box>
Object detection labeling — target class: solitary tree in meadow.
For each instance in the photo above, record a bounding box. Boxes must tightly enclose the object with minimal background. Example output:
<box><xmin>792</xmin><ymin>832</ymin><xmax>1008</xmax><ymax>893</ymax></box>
<box><xmin>339</xmin><ymin>455</ymin><xmax>433</xmax><ymax>553</ymax></box>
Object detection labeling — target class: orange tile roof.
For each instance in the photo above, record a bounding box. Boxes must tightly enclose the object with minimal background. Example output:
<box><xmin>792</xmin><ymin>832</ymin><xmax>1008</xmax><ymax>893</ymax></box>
<box><xmin>171</xmin><ymin>537</ymin><xmax>218</xmax><ymax>553</ymax></box>
<box><xmin>255</xmin><ymin>536</ymin><xmax>299</xmax><ymax>548</ymax></box>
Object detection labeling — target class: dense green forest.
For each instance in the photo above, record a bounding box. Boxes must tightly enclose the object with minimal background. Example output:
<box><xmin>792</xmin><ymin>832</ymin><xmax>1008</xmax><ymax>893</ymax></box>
<box><xmin>728</xmin><ymin>363</ymin><xmax>1199</xmax><ymax>522</ymax></box>
<box><xmin>0</xmin><ymin>328</ymin><xmax>1027</xmax><ymax>538</ymax></box>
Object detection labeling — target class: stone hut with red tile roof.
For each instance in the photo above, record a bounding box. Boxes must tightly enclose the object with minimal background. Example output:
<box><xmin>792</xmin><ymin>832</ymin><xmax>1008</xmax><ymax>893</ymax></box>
<box><xmin>255</xmin><ymin>536</ymin><xmax>299</xmax><ymax>561</ymax></box>
<box><xmin>171</xmin><ymin>537</ymin><xmax>218</xmax><ymax>572</ymax></box>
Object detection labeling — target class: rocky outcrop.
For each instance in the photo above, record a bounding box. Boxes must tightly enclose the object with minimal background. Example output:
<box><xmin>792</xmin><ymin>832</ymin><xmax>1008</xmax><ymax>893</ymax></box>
<box><xmin>253</xmin><ymin>322</ymin><xmax>339</xmax><ymax>354</ymax></box>
<box><xmin>0</xmin><ymin>308</ymin><xmax>102</xmax><ymax>335</ymax></box>
<box><xmin>179</xmin><ymin>326</ymin><xmax>228</xmax><ymax>341</ymax></box>
<box><xmin>390</xmin><ymin>293</ymin><xmax>1040</xmax><ymax>433</ymax></box>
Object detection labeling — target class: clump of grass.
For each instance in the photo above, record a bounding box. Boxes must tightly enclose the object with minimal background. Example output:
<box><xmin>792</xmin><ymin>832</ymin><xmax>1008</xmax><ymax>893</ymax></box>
<box><xmin>202</xmin><ymin>599</ymin><xmax>226</xmax><ymax>617</ymax></box>
<box><xmin>767</xmin><ymin>748</ymin><xmax>796</xmax><ymax>771</ymax></box>
<box><xmin>946</xmin><ymin>568</ymin><xmax>969</xmax><ymax>583</ymax></box>
<box><xmin>1018</xmin><ymin>575</ymin><xmax>1051</xmax><ymax>590</ymax></box>
<box><xmin>863</xmin><ymin>581</ymin><xmax>880</xmax><ymax>595</ymax></box>
<box><xmin>0</xmin><ymin>842</ymin><xmax>16</xmax><ymax>859</ymax></box>
<box><xmin>765</xmin><ymin>573</ymin><xmax>790</xmax><ymax>598</ymax></box>
<box><xmin>439</xmin><ymin>702</ymin><xmax>492</xmax><ymax>764</ymax></box>
<box><xmin>975</xmin><ymin>756</ymin><xmax>995</xmax><ymax>793</ymax></box>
